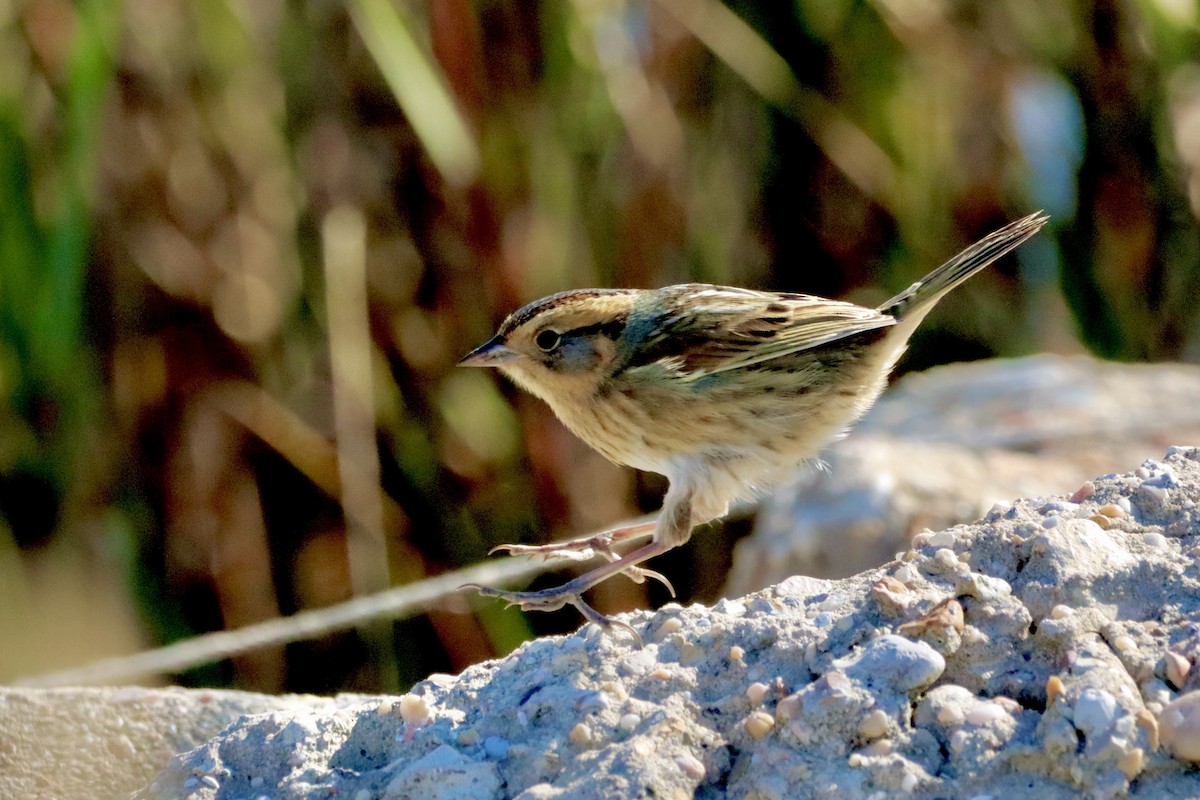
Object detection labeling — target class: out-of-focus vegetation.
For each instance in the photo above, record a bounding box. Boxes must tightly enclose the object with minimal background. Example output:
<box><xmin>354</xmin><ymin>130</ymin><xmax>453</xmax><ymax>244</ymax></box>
<box><xmin>1</xmin><ymin>0</ymin><xmax>1198</xmax><ymax>692</ymax></box>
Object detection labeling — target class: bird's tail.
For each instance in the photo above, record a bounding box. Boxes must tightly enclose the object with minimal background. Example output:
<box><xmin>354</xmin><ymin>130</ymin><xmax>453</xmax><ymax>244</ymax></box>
<box><xmin>877</xmin><ymin>211</ymin><xmax>1049</xmax><ymax>321</ymax></box>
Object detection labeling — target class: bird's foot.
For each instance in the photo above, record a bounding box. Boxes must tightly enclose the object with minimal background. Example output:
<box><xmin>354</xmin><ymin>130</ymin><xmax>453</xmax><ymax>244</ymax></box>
<box><xmin>461</xmin><ymin>582</ymin><xmax>643</xmax><ymax>644</ymax></box>
<box><xmin>464</xmin><ymin>538</ymin><xmax>674</xmax><ymax>643</ymax></box>
<box><xmin>488</xmin><ymin>521</ymin><xmax>655</xmax><ymax>563</ymax></box>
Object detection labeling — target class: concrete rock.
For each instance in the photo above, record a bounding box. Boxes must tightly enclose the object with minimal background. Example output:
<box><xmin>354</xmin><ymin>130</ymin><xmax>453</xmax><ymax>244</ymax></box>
<box><xmin>108</xmin><ymin>446</ymin><xmax>1200</xmax><ymax>799</ymax></box>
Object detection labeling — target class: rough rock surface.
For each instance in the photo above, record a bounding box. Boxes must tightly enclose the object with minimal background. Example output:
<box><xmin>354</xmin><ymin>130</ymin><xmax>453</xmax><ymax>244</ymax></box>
<box><xmin>126</xmin><ymin>448</ymin><xmax>1200</xmax><ymax>799</ymax></box>
<box><xmin>729</xmin><ymin>355</ymin><xmax>1200</xmax><ymax>593</ymax></box>
<box><xmin>0</xmin><ymin>686</ymin><xmax>364</xmax><ymax>799</ymax></box>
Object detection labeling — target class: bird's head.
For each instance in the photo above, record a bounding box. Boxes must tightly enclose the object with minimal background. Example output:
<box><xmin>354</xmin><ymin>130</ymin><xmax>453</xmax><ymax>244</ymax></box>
<box><xmin>459</xmin><ymin>288</ymin><xmax>638</xmax><ymax>406</ymax></box>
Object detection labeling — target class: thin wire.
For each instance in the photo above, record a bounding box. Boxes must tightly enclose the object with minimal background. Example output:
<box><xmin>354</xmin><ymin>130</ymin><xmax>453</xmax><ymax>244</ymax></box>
<box><xmin>15</xmin><ymin>514</ymin><xmax>661</xmax><ymax>688</ymax></box>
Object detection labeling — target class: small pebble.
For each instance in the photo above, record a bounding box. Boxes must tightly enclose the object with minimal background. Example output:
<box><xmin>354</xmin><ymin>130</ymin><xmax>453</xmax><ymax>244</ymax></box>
<box><xmin>715</xmin><ymin>599</ymin><xmax>746</xmax><ymax>616</ymax></box>
<box><xmin>482</xmin><ymin>736</ymin><xmax>510</xmax><ymax>760</ymax></box>
<box><xmin>619</xmin><ymin>713</ymin><xmax>641</xmax><ymax>731</ymax></box>
<box><xmin>655</xmin><ymin>617</ymin><xmax>683</xmax><ymax>640</ymax></box>
<box><xmin>1139</xmin><ymin>484</ymin><xmax>1168</xmax><ymax>507</ymax></box>
<box><xmin>949</xmin><ymin>729</ymin><xmax>969</xmax><ymax>753</ymax></box>
<box><xmin>746</xmin><ymin>682</ymin><xmax>770</xmax><ymax>706</ymax></box>
<box><xmin>861</xmin><ymin>738</ymin><xmax>894</xmax><ymax>756</ymax></box>
<box><xmin>966</xmin><ymin>702</ymin><xmax>1008</xmax><ymax>725</ymax></box>
<box><xmin>1041</xmin><ymin>515</ymin><xmax>1061</xmax><ymax>529</ymax></box>
<box><xmin>1166</xmin><ymin>651</ymin><xmax>1192</xmax><ymax>690</ymax></box>
<box><xmin>747</xmin><ymin>597</ymin><xmax>776</xmax><ymax>616</ymax></box>
<box><xmin>1118</xmin><ymin>496</ymin><xmax>1132</xmax><ymax>514</ymax></box>
<box><xmin>651</xmin><ymin>667</ymin><xmax>672</xmax><ymax>680</ymax></box>
<box><xmin>569</xmin><ymin>722</ymin><xmax>593</xmax><ymax>745</ymax></box>
<box><xmin>1114</xmin><ymin>635</ymin><xmax>1136</xmax><ymax>653</ymax></box>
<box><xmin>871</xmin><ymin>576</ymin><xmax>912</xmax><ymax>616</ymax></box>
<box><xmin>956</xmin><ymin>573</ymin><xmax>1012</xmax><ymax>602</ymax></box>
<box><xmin>900</xmin><ymin>771</ymin><xmax>920</xmax><ymax>793</ymax></box>
<box><xmin>605</xmin><ymin>682</ymin><xmax>628</xmax><ymax>701</ymax></box>
<box><xmin>777</xmin><ymin>694</ymin><xmax>802</xmax><ymax>721</ymax></box>
<box><xmin>933</xmin><ymin>548</ymin><xmax>959</xmax><ymax>570</ymax></box>
<box><xmin>858</xmin><ymin>709</ymin><xmax>889</xmax><ymax>740</ymax></box>
<box><xmin>1144</xmin><ymin>469</ymin><xmax>1176</xmax><ymax>488</ymax></box>
<box><xmin>894</xmin><ymin>564</ymin><xmax>919</xmax><ymax>585</ymax></box>
<box><xmin>575</xmin><ymin>690</ymin><xmax>610</xmax><ymax>715</ymax></box>
<box><xmin>988</xmin><ymin>500</ymin><xmax>1012</xmax><ymax>517</ymax></box>
<box><xmin>729</xmin><ymin>646</ymin><xmax>746</xmax><ymax>664</ymax></box>
<box><xmin>376</xmin><ymin>699</ymin><xmax>394</xmax><ymax>715</ymax></box>
<box><xmin>457</xmin><ymin>728</ymin><xmax>479</xmax><ymax>746</ymax></box>
<box><xmin>1089</xmin><ymin>514</ymin><xmax>1113</xmax><ymax>529</ymax></box>
<box><xmin>993</xmin><ymin>696</ymin><xmax>1023</xmax><ymax>714</ymax></box>
<box><xmin>1158</xmin><ymin>691</ymin><xmax>1200</xmax><ymax>761</ymax></box>
<box><xmin>938</xmin><ymin>704</ymin><xmax>966</xmax><ymax>726</ymax></box>
<box><xmin>745</xmin><ymin>711</ymin><xmax>775</xmax><ymax>739</ymax></box>
<box><xmin>1118</xmin><ymin>747</ymin><xmax>1146</xmax><ymax>780</ymax></box>
<box><xmin>910</xmin><ymin>531</ymin><xmax>932</xmax><ymax>548</ymax></box>
<box><xmin>1050</xmin><ymin>605</ymin><xmax>1074</xmax><ymax>620</ymax></box>
<box><xmin>1046</xmin><ymin>675</ymin><xmax>1065</xmax><ymax>706</ymax></box>
<box><xmin>1074</xmin><ymin>688</ymin><xmax>1119</xmax><ymax>739</ymax></box>
<box><xmin>200</xmin><ymin>775</ymin><xmax>220</xmax><ymax>789</ymax></box>
<box><xmin>1136</xmin><ymin>709</ymin><xmax>1160</xmax><ymax>749</ymax></box>
<box><xmin>676</xmin><ymin>753</ymin><xmax>706</xmax><ymax>781</ymax></box>
<box><xmin>835</xmin><ymin>634</ymin><xmax>945</xmax><ymax>691</ymax></box>
<box><xmin>899</xmin><ymin>597</ymin><xmax>965</xmax><ymax>637</ymax></box>
<box><xmin>928</xmin><ymin>530</ymin><xmax>956</xmax><ymax>548</ymax></box>
<box><xmin>1097</xmin><ymin>503</ymin><xmax>1127</xmax><ymax>519</ymax></box>
<box><xmin>398</xmin><ymin>694</ymin><xmax>430</xmax><ymax>726</ymax></box>
<box><xmin>1069</xmin><ymin>481</ymin><xmax>1096</xmax><ymax>503</ymax></box>
<box><xmin>1144</xmin><ymin>532</ymin><xmax>1168</xmax><ymax>548</ymax></box>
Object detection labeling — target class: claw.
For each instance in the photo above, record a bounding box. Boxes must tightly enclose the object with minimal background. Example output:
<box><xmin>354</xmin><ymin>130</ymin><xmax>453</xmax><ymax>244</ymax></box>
<box><xmin>488</xmin><ymin>543</ymin><xmax>597</xmax><ymax>562</ymax></box>
<box><xmin>623</xmin><ymin>567</ymin><xmax>675</xmax><ymax>597</ymax></box>
<box><xmin>570</xmin><ymin>597</ymin><xmax>643</xmax><ymax>647</ymax></box>
<box><xmin>460</xmin><ymin>582</ymin><xmax>643</xmax><ymax>645</ymax></box>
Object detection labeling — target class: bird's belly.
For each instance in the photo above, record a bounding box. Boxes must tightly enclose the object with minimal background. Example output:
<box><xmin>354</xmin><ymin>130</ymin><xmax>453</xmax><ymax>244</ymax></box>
<box><xmin>561</xmin><ymin>373</ymin><xmax>882</xmax><ymax>484</ymax></box>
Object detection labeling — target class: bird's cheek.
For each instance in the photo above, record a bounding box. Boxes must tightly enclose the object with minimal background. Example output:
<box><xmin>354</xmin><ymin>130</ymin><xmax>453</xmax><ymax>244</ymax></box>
<box><xmin>552</xmin><ymin>344</ymin><xmax>603</xmax><ymax>375</ymax></box>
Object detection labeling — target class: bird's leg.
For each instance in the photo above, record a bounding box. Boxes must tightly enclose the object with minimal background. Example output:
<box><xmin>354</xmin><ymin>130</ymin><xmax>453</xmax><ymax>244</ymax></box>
<box><xmin>464</xmin><ymin>490</ymin><xmax>695</xmax><ymax>640</ymax></box>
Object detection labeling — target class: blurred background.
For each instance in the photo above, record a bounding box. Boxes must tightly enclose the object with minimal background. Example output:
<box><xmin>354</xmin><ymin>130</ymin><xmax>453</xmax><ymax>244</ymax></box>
<box><xmin>2</xmin><ymin>0</ymin><xmax>1199</xmax><ymax>693</ymax></box>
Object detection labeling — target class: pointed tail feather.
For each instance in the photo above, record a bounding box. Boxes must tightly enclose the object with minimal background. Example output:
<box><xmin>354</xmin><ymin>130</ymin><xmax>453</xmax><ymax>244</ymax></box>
<box><xmin>878</xmin><ymin>211</ymin><xmax>1050</xmax><ymax>320</ymax></box>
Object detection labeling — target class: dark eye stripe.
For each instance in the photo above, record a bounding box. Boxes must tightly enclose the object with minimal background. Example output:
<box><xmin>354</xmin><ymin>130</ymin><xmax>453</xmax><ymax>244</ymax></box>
<box><xmin>563</xmin><ymin>318</ymin><xmax>627</xmax><ymax>341</ymax></box>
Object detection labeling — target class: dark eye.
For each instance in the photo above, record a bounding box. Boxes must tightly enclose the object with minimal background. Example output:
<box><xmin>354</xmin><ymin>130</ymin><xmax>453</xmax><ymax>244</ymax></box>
<box><xmin>535</xmin><ymin>329</ymin><xmax>562</xmax><ymax>352</ymax></box>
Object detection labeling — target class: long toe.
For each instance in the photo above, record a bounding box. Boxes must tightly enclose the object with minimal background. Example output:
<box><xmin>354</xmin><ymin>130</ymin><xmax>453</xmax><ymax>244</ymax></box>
<box><xmin>568</xmin><ymin>596</ymin><xmax>643</xmax><ymax>646</ymax></box>
<box><xmin>460</xmin><ymin>582</ymin><xmax>574</xmax><ymax>614</ymax></box>
<box><xmin>488</xmin><ymin>543</ymin><xmax>598</xmax><ymax>562</ymax></box>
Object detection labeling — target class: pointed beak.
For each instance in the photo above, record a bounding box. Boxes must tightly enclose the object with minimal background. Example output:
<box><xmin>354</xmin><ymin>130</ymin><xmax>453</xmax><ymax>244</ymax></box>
<box><xmin>458</xmin><ymin>336</ymin><xmax>519</xmax><ymax>368</ymax></box>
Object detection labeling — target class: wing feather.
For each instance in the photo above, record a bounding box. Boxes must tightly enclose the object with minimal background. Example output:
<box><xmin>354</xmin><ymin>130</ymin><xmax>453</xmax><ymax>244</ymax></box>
<box><xmin>620</xmin><ymin>285</ymin><xmax>895</xmax><ymax>382</ymax></box>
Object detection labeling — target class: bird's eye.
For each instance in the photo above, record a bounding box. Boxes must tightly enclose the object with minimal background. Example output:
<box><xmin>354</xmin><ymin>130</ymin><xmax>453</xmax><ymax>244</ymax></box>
<box><xmin>535</xmin><ymin>329</ymin><xmax>562</xmax><ymax>352</ymax></box>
